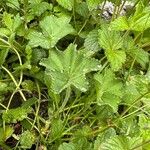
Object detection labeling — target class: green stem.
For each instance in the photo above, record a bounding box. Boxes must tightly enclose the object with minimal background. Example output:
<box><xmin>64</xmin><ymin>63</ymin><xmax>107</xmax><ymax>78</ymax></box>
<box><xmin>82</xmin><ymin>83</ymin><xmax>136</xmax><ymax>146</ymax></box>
<box><xmin>1</xmin><ymin>66</ymin><xmax>26</xmax><ymax>101</ymax></box>
<box><xmin>73</xmin><ymin>17</ymin><xmax>89</xmax><ymax>44</ymax></box>
<box><xmin>111</xmin><ymin>2</ymin><xmax>118</xmax><ymax>20</ymax></box>
<box><xmin>6</xmin><ymin>90</ymin><xmax>17</xmax><ymax>111</ymax></box>
<box><xmin>0</xmin><ymin>103</ymin><xmax>7</xmax><ymax>109</ymax></box>
<box><xmin>0</xmin><ymin>37</ymin><xmax>24</xmax><ymax>97</ymax></box>
<box><xmin>11</xmin><ymin>45</ymin><xmax>23</xmax><ymax>87</ymax></box>
<box><xmin>125</xmin><ymin>57</ymin><xmax>136</xmax><ymax>81</ymax></box>
<box><xmin>119</xmin><ymin>91</ymin><xmax>149</xmax><ymax>119</ymax></box>
<box><xmin>101</xmin><ymin>0</ymin><xmax>107</xmax><ymax>17</ymax></box>
<box><xmin>121</xmin><ymin>103</ymin><xmax>149</xmax><ymax>119</ymax></box>
<box><xmin>131</xmin><ymin>139</ymin><xmax>150</xmax><ymax>150</ymax></box>
<box><xmin>116</xmin><ymin>0</ymin><xmax>126</xmax><ymax>18</ymax></box>
<box><xmin>59</xmin><ymin>87</ymin><xmax>71</xmax><ymax>113</ymax></box>
<box><xmin>31</xmin><ymin>81</ymin><xmax>41</xmax><ymax>130</ymax></box>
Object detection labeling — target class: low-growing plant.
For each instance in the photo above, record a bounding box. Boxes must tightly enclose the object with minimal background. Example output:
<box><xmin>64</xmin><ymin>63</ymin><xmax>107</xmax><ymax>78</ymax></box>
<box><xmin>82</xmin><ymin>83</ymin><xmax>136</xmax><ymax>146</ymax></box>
<box><xmin>0</xmin><ymin>0</ymin><xmax>150</xmax><ymax>149</ymax></box>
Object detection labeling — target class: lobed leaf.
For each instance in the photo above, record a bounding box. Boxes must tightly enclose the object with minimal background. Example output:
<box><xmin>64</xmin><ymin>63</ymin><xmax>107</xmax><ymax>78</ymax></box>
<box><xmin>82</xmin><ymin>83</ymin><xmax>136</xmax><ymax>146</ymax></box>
<box><xmin>2</xmin><ymin>107</ymin><xmax>31</xmax><ymax>123</ymax></box>
<box><xmin>28</xmin><ymin>15</ymin><xmax>74</xmax><ymax>49</ymax></box>
<box><xmin>100</xmin><ymin>136</ymin><xmax>142</xmax><ymax>150</ymax></box>
<box><xmin>40</xmin><ymin>44</ymin><xmax>101</xmax><ymax>93</ymax></box>
<box><xmin>111</xmin><ymin>3</ymin><xmax>150</xmax><ymax>32</ymax></box>
<box><xmin>98</xmin><ymin>26</ymin><xmax>126</xmax><ymax>71</ymax></box>
<box><xmin>94</xmin><ymin>69</ymin><xmax>123</xmax><ymax>112</ymax></box>
<box><xmin>20</xmin><ymin>130</ymin><xmax>35</xmax><ymax>149</ymax></box>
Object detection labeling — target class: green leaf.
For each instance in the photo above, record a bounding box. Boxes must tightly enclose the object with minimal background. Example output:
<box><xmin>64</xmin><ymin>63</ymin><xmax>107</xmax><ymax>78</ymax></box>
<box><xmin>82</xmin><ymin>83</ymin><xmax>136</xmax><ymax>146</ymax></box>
<box><xmin>96</xmin><ymin>105</ymin><xmax>115</xmax><ymax>123</ymax></box>
<box><xmin>28</xmin><ymin>15</ymin><xmax>74</xmax><ymax>49</ymax></box>
<box><xmin>74</xmin><ymin>126</ymin><xmax>92</xmax><ymax>139</ymax></box>
<box><xmin>98</xmin><ymin>26</ymin><xmax>123</xmax><ymax>51</ymax></box>
<box><xmin>71</xmin><ymin>127</ymin><xmax>93</xmax><ymax>150</ymax></box>
<box><xmin>12</xmin><ymin>14</ymin><xmax>22</xmax><ymax>32</ymax></box>
<box><xmin>75</xmin><ymin>2</ymin><xmax>89</xmax><ymax>18</ymax></box>
<box><xmin>0</xmin><ymin>28</ymin><xmax>11</xmax><ymax>36</ymax></box>
<box><xmin>21</xmin><ymin>98</ymin><xmax>38</xmax><ymax>109</ymax></box>
<box><xmin>94</xmin><ymin>69</ymin><xmax>123</xmax><ymax>112</ymax></box>
<box><xmin>98</xmin><ymin>26</ymin><xmax>126</xmax><ymax>70</ymax></box>
<box><xmin>2</xmin><ymin>12</ymin><xmax>21</xmax><ymax>34</ymax></box>
<box><xmin>20</xmin><ymin>130</ymin><xmax>35</xmax><ymax>149</ymax></box>
<box><xmin>6</xmin><ymin>0</ymin><xmax>20</xmax><ymax>9</ymax></box>
<box><xmin>2</xmin><ymin>107</ymin><xmax>31</xmax><ymax>123</ymax></box>
<box><xmin>122</xmin><ymin>74</ymin><xmax>146</xmax><ymax>104</ymax></box>
<box><xmin>0</xmin><ymin>82</ymin><xmax>8</xmax><ymax>93</ymax></box>
<box><xmin>106</xmin><ymin>49</ymin><xmax>126</xmax><ymax>71</ymax></box>
<box><xmin>29</xmin><ymin>0</ymin><xmax>50</xmax><ymax>16</ymax></box>
<box><xmin>86</xmin><ymin>0</ymin><xmax>101</xmax><ymax>11</ymax></box>
<box><xmin>0</xmin><ymin>48</ymin><xmax>9</xmax><ymax>66</ymax></box>
<box><xmin>0</xmin><ymin>126</ymin><xmax>14</xmax><ymax>143</ymax></box>
<box><xmin>130</xmin><ymin>48</ymin><xmax>149</xmax><ymax>68</ymax></box>
<box><xmin>3</xmin><ymin>12</ymin><xmax>13</xmax><ymax>31</ymax></box>
<box><xmin>111</xmin><ymin>3</ymin><xmax>150</xmax><ymax>32</ymax></box>
<box><xmin>40</xmin><ymin>44</ymin><xmax>101</xmax><ymax>93</ymax></box>
<box><xmin>58</xmin><ymin>143</ymin><xmax>76</xmax><ymax>150</ymax></box>
<box><xmin>123</xmin><ymin>37</ymin><xmax>149</xmax><ymax>68</ymax></box>
<box><xmin>111</xmin><ymin>16</ymin><xmax>129</xmax><ymax>31</ymax></box>
<box><xmin>56</xmin><ymin>0</ymin><xmax>73</xmax><ymax>11</ymax></box>
<box><xmin>29</xmin><ymin>0</ymin><xmax>42</xmax><ymax>4</ymax></box>
<box><xmin>21</xmin><ymin>80</ymin><xmax>35</xmax><ymax>91</ymax></box>
<box><xmin>39</xmin><ymin>15</ymin><xmax>74</xmax><ymax>47</ymax></box>
<box><xmin>94</xmin><ymin>128</ymin><xmax>116</xmax><ymax>150</ymax></box>
<box><xmin>72</xmin><ymin>126</ymin><xmax>93</xmax><ymax>150</ymax></box>
<box><xmin>84</xmin><ymin>29</ymin><xmax>100</xmax><ymax>53</ymax></box>
<box><xmin>27</xmin><ymin>31</ymin><xmax>50</xmax><ymax>49</ymax></box>
<box><xmin>130</xmin><ymin>3</ymin><xmax>150</xmax><ymax>31</ymax></box>
<box><xmin>31</xmin><ymin>48</ymin><xmax>47</xmax><ymax>64</ymax></box>
<box><xmin>138</xmin><ymin>114</ymin><xmax>150</xmax><ymax>149</ymax></box>
<box><xmin>74</xmin><ymin>139</ymin><xmax>93</xmax><ymax>150</ymax></box>
<box><xmin>100</xmin><ymin>135</ymin><xmax>142</xmax><ymax>150</ymax></box>
<box><xmin>50</xmin><ymin>119</ymin><xmax>64</xmax><ymax>140</ymax></box>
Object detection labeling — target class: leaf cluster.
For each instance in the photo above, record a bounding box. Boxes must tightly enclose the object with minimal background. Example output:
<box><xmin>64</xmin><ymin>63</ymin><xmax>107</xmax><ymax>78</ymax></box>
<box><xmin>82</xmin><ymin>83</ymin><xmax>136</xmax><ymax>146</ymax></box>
<box><xmin>0</xmin><ymin>0</ymin><xmax>150</xmax><ymax>149</ymax></box>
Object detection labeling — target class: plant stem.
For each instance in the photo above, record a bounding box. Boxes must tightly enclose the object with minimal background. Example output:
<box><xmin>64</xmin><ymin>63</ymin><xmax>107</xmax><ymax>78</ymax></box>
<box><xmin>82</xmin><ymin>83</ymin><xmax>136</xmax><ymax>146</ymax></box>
<box><xmin>59</xmin><ymin>87</ymin><xmax>71</xmax><ymax>113</ymax></box>
<box><xmin>116</xmin><ymin>0</ymin><xmax>126</xmax><ymax>18</ymax></box>
<box><xmin>1</xmin><ymin>66</ymin><xmax>26</xmax><ymax>101</ymax></box>
<box><xmin>31</xmin><ymin>81</ymin><xmax>41</xmax><ymax>130</ymax></box>
<box><xmin>131</xmin><ymin>139</ymin><xmax>150</xmax><ymax>150</ymax></box>
<box><xmin>120</xmin><ymin>91</ymin><xmax>149</xmax><ymax>119</ymax></box>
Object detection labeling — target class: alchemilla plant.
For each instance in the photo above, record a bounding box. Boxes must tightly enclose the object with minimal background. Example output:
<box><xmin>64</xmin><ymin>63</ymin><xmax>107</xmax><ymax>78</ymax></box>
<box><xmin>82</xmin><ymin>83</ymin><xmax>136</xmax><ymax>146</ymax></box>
<box><xmin>0</xmin><ymin>0</ymin><xmax>150</xmax><ymax>149</ymax></box>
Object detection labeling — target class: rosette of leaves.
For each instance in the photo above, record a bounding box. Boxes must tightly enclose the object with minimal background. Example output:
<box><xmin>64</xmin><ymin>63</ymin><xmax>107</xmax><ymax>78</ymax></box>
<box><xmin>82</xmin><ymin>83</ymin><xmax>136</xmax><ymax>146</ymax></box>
<box><xmin>40</xmin><ymin>44</ymin><xmax>101</xmax><ymax>93</ymax></box>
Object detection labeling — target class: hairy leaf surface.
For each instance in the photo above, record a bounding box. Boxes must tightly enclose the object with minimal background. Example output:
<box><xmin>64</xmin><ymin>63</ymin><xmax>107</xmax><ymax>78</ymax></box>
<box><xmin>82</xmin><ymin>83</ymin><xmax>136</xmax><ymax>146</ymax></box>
<box><xmin>40</xmin><ymin>44</ymin><xmax>101</xmax><ymax>93</ymax></box>
<box><xmin>98</xmin><ymin>26</ymin><xmax>126</xmax><ymax>70</ymax></box>
<box><xmin>94</xmin><ymin>69</ymin><xmax>123</xmax><ymax>112</ymax></box>
<box><xmin>84</xmin><ymin>29</ymin><xmax>100</xmax><ymax>53</ymax></box>
<box><xmin>28</xmin><ymin>15</ymin><xmax>74</xmax><ymax>49</ymax></box>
